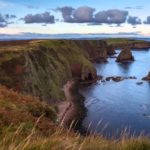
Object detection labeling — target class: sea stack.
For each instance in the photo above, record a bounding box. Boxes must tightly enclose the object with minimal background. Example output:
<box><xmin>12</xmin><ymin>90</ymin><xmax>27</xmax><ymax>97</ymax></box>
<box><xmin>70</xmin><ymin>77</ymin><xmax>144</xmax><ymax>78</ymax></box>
<box><xmin>116</xmin><ymin>47</ymin><xmax>134</xmax><ymax>62</ymax></box>
<box><xmin>142</xmin><ymin>72</ymin><xmax>150</xmax><ymax>81</ymax></box>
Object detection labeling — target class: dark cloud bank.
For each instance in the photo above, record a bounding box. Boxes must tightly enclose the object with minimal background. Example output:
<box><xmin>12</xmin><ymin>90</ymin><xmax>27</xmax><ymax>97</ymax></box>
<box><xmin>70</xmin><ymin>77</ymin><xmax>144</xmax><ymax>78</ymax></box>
<box><xmin>127</xmin><ymin>16</ymin><xmax>141</xmax><ymax>25</ymax></box>
<box><xmin>58</xmin><ymin>6</ymin><xmax>150</xmax><ymax>26</ymax></box>
<box><xmin>23</xmin><ymin>12</ymin><xmax>55</xmax><ymax>24</ymax></box>
<box><xmin>58</xmin><ymin>6</ymin><xmax>128</xmax><ymax>25</ymax></box>
<box><xmin>144</xmin><ymin>16</ymin><xmax>150</xmax><ymax>24</ymax></box>
<box><xmin>0</xmin><ymin>13</ymin><xmax>16</xmax><ymax>27</ymax></box>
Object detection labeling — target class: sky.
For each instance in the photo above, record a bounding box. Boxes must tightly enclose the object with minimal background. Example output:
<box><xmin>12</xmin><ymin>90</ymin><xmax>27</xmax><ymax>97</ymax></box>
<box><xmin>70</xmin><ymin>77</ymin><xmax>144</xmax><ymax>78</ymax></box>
<box><xmin>0</xmin><ymin>0</ymin><xmax>150</xmax><ymax>37</ymax></box>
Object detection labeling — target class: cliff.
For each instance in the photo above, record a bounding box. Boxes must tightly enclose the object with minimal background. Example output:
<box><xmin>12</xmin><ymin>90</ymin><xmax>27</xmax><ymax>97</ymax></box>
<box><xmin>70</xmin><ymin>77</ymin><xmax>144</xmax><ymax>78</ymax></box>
<box><xmin>0</xmin><ymin>39</ymin><xmax>109</xmax><ymax>102</ymax></box>
<box><xmin>105</xmin><ymin>38</ymin><xmax>150</xmax><ymax>50</ymax></box>
<box><xmin>60</xmin><ymin>80</ymin><xmax>86</xmax><ymax>128</ymax></box>
<box><xmin>73</xmin><ymin>40</ymin><xmax>108</xmax><ymax>62</ymax></box>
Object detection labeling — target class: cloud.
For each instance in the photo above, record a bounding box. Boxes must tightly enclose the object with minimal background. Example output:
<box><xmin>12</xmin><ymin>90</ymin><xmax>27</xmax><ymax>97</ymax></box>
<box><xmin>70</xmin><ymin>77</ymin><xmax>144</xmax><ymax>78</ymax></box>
<box><xmin>5</xmin><ymin>14</ymin><xmax>17</xmax><ymax>19</ymax></box>
<box><xmin>57</xmin><ymin>6</ymin><xmax>74</xmax><ymax>22</ymax></box>
<box><xmin>127</xmin><ymin>16</ymin><xmax>141</xmax><ymax>25</ymax></box>
<box><xmin>144</xmin><ymin>16</ymin><xmax>150</xmax><ymax>24</ymax></box>
<box><xmin>87</xmin><ymin>22</ymin><xmax>102</xmax><ymax>26</ymax></box>
<box><xmin>124</xmin><ymin>6</ymin><xmax>143</xmax><ymax>10</ymax></box>
<box><xmin>59</xmin><ymin>6</ymin><xmax>128</xmax><ymax>25</ymax></box>
<box><xmin>0</xmin><ymin>13</ymin><xmax>16</xmax><ymax>27</ymax></box>
<box><xmin>94</xmin><ymin>9</ymin><xmax>128</xmax><ymax>24</ymax></box>
<box><xmin>58</xmin><ymin>6</ymin><xmax>95</xmax><ymax>23</ymax></box>
<box><xmin>25</xmin><ymin>4</ymin><xmax>39</xmax><ymax>9</ymax></box>
<box><xmin>23</xmin><ymin>12</ymin><xmax>55</xmax><ymax>24</ymax></box>
<box><xmin>73</xmin><ymin>6</ymin><xmax>95</xmax><ymax>23</ymax></box>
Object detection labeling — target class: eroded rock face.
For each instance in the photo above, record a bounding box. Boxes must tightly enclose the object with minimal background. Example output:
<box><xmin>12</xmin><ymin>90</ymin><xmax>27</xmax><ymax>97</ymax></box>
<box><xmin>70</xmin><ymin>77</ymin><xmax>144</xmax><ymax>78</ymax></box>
<box><xmin>132</xmin><ymin>42</ymin><xmax>150</xmax><ymax>49</ymax></box>
<box><xmin>116</xmin><ymin>47</ymin><xmax>134</xmax><ymax>62</ymax></box>
<box><xmin>110</xmin><ymin>41</ymin><xmax>150</xmax><ymax>50</ymax></box>
<box><xmin>60</xmin><ymin>80</ymin><xmax>86</xmax><ymax>128</ymax></box>
<box><xmin>142</xmin><ymin>72</ymin><xmax>150</xmax><ymax>81</ymax></box>
<box><xmin>70</xmin><ymin>64</ymin><xmax>97</xmax><ymax>81</ymax></box>
<box><xmin>107</xmin><ymin>45</ymin><xmax>116</xmax><ymax>56</ymax></box>
<box><xmin>74</xmin><ymin>40</ymin><xmax>108</xmax><ymax>62</ymax></box>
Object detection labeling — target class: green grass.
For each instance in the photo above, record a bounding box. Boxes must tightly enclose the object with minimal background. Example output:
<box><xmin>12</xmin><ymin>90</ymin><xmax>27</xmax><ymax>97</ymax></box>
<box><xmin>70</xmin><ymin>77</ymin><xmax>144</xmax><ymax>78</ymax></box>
<box><xmin>105</xmin><ymin>38</ymin><xmax>145</xmax><ymax>45</ymax></box>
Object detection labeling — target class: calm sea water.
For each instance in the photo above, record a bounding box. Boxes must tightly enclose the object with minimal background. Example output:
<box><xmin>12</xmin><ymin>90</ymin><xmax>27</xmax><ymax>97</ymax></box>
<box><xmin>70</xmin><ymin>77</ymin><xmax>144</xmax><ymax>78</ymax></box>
<box><xmin>81</xmin><ymin>38</ymin><xmax>150</xmax><ymax>137</ymax></box>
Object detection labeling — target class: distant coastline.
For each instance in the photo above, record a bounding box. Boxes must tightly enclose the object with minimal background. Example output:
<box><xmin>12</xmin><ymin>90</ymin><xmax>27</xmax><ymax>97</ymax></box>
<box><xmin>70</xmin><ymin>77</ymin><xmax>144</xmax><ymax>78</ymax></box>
<box><xmin>0</xmin><ymin>33</ymin><xmax>150</xmax><ymax>41</ymax></box>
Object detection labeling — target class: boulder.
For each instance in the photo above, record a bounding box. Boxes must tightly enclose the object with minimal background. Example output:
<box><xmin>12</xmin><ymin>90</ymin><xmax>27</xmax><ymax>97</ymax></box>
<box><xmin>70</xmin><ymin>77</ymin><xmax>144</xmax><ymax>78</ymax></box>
<box><xmin>125</xmin><ymin>76</ymin><xmax>137</xmax><ymax>79</ymax></box>
<box><xmin>116</xmin><ymin>47</ymin><xmax>134</xmax><ymax>62</ymax></box>
<box><xmin>106</xmin><ymin>77</ymin><xmax>112</xmax><ymax>81</ymax></box>
<box><xmin>142</xmin><ymin>72</ymin><xmax>150</xmax><ymax>81</ymax></box>
<box><xmin>105</xmin><ymin>76</ymin><xmax>124</xmax><ymax>82</ymax></box>
<box><xmin>136</xmin><ymin>82</ymin><xmax>143</xmax><ymax>85</ymax></box>
<box><xmin>111</xmin><ymin>76</ymin><xmax>124</xmax><ymax>82</ymax></box>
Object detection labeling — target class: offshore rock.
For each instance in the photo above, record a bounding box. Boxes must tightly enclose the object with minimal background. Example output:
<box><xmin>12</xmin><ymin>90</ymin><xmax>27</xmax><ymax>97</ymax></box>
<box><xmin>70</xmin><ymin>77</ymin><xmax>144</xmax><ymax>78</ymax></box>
<box><xmin>116</xmin><ymin>47</ymin><xmax>134</xmax><ymax>62</ymax></box>
<box><xmin>142</xmin><ymin>72</ymin><xmax>150</xmax><ymax>81</ymax></box>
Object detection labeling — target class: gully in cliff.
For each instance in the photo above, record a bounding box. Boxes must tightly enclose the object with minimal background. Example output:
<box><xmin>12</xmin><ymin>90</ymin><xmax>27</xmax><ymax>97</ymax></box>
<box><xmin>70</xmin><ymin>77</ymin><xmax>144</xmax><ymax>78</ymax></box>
<box><xmin>59</xmin><ymin>80</ymin><xmax>86</xmax><ymax>130</ymax></box>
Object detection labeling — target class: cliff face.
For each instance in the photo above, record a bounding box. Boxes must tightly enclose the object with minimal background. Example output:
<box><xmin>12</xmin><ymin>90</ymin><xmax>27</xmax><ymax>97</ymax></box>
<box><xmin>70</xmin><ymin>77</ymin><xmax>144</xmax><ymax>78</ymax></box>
<box><xmin>60</xmin><ymin>80</ymin><xmax>86</xmax><ymax>128</ymax></box>
<box><xmin>113</xmin><ymin>42</ymin><xmax>150</xmax><ymax>49</ymax></box>
<box><xmin>0</xmin><ymin>40</ymin><xmax>109</xmax><ymax>102</ymax></box>
<box><xmin>73</xmin><ymin>40</ymin><xmax>108</xmax><ymax>62</ymax></box>
<box><xmin>106</xmin><ymin>45</ymin><xmax>116</xmax><ymax>55</ymax></box>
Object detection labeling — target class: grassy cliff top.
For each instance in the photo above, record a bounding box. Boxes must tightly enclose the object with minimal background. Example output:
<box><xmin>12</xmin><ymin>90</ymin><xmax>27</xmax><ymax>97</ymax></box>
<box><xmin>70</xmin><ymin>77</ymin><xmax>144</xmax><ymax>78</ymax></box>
<box><xmin>105</xmin><ymin>38</ymin><xmax>145</xmax><ymax>45</ymax></box>
<box><xmin>0</xmin><ymin>40</ymin><xmax>45</xmax><ymax>52</ymax></box>
<box><xmin>0</xmin><ymin>38</ymin><xmax>147</xmax><ymax>52</ymax></box>
<box><xmin>0</xmin><ymin>39</ymin><xmax>102</xmax><ymax>52</ymax></box>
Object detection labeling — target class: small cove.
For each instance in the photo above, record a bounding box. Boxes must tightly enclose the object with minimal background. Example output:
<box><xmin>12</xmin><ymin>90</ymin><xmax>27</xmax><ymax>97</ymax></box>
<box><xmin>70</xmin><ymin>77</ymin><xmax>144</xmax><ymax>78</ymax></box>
<box><xmin>81</xmin><ymin>42</ymin><xmax>150</xmax><ymax>137</ymax></box>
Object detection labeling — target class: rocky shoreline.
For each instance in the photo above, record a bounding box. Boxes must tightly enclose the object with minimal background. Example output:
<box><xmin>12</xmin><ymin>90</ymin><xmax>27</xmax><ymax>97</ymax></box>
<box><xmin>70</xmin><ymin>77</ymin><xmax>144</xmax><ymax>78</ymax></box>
<box><xmin>58</xmin><ymin>69</ymin><xmax>150</xmax><ymax>130</ymax></box>
<box><xmin>58</xmin><ymin>80</ymin><xmax>86</xmax><ymax>130</ymax></box>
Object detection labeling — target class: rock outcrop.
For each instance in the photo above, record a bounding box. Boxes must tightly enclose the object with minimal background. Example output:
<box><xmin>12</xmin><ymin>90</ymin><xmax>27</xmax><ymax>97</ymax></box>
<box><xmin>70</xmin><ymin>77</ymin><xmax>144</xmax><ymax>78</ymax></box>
<box><xmin>105</xmin><ymin>76</ymin><xmax>136</xmax><ymax>82</ymax></box>
<box><xmin>116</xmin><ymin>47</ymin><xmax>134</xmax><ymax>62</ymax></box>
<box><xmin>142</xmin><ymin>72</ymin><xmax>150</xmax><ymax>81</ymax></box>
<box><xmin>107</xmin><ymin>45</ymin><xmax>116</xmax><ymax>56</ymax></box>
<box><xmin>136</xmin><ymin>82</ymin><xmax>143</xmax><ymax>85</ymax></box>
